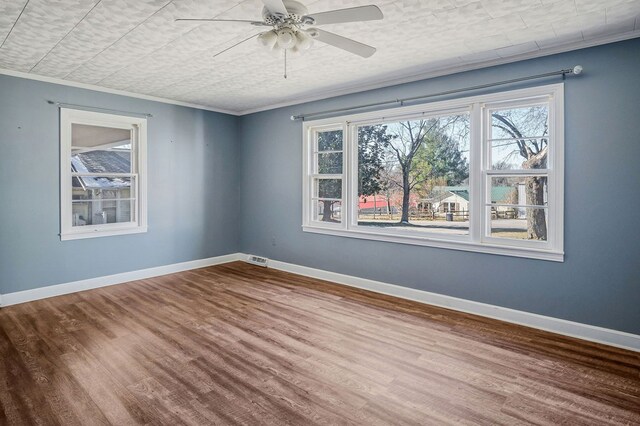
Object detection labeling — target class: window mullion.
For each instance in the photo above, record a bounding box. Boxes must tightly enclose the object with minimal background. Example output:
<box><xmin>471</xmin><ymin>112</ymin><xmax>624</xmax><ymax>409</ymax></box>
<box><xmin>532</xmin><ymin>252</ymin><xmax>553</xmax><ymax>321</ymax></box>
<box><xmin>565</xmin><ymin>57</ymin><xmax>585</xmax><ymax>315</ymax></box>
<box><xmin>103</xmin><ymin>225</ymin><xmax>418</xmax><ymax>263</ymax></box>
<box><xmin>349</xmin><ymin>122</ymin><xmax>358</xmax><ymax>229</ymax></box>
<box><xmin>71</xmin><ymin>172</ymin><xmax>136</xmax><ymax>178</ymax></box>
<box><xmin>304</xmin><ymin>126</ymin><xmax>312</xmax><ymax>225</ymax></box>
<box><xmin>342</xmin><ymin>121</ymin><xmax>358</xmax><ymax>229</ymax></box>
<box><xmin>311</xmin><ymin>174</ymin><xmax>343</xmax><ymax>179</ymax></box>
<box><xmin>470</xmin><ymin>103</ymin><xmax>483</xmax><ymax>244</ymax></box>
<box><xmin>313</xmin><ymin>149</ymin><xmax>342</xmax><ymax>154</ymax></box>
<box><xmin>485</xmin><ymin>170</ymin><xmax>549</xmax><ymax>176</ymax></box>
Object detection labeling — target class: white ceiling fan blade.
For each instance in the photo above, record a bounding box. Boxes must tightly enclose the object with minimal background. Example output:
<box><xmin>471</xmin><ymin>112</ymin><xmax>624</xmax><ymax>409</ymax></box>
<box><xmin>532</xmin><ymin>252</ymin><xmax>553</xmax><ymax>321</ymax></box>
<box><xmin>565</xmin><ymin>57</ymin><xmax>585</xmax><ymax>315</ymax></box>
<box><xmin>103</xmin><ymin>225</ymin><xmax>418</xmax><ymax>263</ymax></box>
<box><xmin>212</xmin><ymin>34</ymin><xmax>260</xmax><ymax>58</ymax></box>
<box><xmin>308</xmin><ymin>5</ymin><xmax>383</xmax><ymax>26</ymax></box>
<box><xmin>308</xmin><ymin>29</ymin><xmax>376</xmax><ymax>58</ymax></box>
<box><xmin>175</xmin><ymin>18</ymin><xmax>267</xmax><ymax>26</ymax></box>
<box><xmin>262</xmin><ymin>0</ymin><xmax>289</xmax><ymax>17</ymax></box>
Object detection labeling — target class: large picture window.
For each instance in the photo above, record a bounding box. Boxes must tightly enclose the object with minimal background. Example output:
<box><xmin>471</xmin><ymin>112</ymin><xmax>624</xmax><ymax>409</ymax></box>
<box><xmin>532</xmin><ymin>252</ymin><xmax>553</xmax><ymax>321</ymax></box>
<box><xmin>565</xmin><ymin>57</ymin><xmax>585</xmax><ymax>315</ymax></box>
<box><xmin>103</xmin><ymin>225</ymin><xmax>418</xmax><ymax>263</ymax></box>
<box><xmin>356</xmin><ymin>111</ymin><xmax>471</xmax><ymax>237</ymax></box>
<box><xmin>303</xmin><ymin>84</ymin><xmax>564</xmax><ymax>261</ymax></box>
<box><xmin>60</xmin><ymin>109</ymin><xmax>147</xmax><ymax>240</ymax></box>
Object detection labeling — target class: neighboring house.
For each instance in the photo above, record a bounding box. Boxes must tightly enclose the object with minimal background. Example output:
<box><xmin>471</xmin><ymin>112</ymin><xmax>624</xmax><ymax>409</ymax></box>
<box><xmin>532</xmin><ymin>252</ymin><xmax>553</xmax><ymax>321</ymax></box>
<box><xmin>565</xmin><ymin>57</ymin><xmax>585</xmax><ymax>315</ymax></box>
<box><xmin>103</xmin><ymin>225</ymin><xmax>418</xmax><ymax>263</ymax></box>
<box><xmin>432</xmin><ymin>188</ymin><xmax>470</xmax><ymax>214</ymax></box>
<box><xmin>426</xmin><ymin>185</ymin><xmax>523</xmax><ymax>218</ymax></box>
<box><xmin>357</xmin><ymin>185</ymin><xmax>527</xmax><ymax>219</ymax></box>
<box><xmin>71</xmin><ymin>150</ymin><xmax>132</xmax><ymax>226</ymax></box>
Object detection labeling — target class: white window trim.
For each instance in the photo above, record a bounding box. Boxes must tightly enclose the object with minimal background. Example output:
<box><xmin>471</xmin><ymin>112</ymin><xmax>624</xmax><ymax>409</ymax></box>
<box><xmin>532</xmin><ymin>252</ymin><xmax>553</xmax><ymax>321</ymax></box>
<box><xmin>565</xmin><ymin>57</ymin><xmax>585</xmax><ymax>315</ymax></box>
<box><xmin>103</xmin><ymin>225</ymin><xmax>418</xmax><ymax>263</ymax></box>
<box><xmin>302</xmin><ymin>83</ymin><xmax>564</xmax><ymax>262</ymax></box>
<box><xmin>60</xmin><ymin>108</ymin><xmax>148</xmax><ymax>241</ymax></box>
<box><xmin>303</xmin><ymin>123</ymin><xmax>347</xmax><ymax>230</ymax></box>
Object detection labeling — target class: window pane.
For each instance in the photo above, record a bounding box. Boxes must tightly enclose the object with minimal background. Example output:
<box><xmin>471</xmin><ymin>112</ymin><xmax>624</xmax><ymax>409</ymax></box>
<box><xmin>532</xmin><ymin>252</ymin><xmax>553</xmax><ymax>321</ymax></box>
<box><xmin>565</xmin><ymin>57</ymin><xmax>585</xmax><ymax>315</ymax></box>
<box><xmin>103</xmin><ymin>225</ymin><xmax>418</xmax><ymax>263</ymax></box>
<box><xmin>490</xmin><ymin>105</ymin><xmax>548</xmax><ymax>140</ymax></box>
<box><xmin>314</xmin><ymin>200</ymin><xmax>342</xmax><ymax>223</ymax></box>
<box><xmin>356</xmin><ymin>113</ymin><xmax>470</xmax><ymax>235</ymax></box>
<box><xmin>117</xmin><ymin>200</ymin><xmax>134</xmax><ymax>223</ymax></box>
<box><xmin>490</xmin><ymin>176</ymin><xmax>547</xmax><ymax>207</ymax></box>
<box><xmin>72</xmin><ymin>176</ymin><xmax>134</xmax><ymax>200</ymax></box>
<box><xmin>317</xmin><ymin>152</ymin><xmax>343</xmax><ymax>174</ymax></box>
<box><xmin>72</xmin><ymin>176</ymin><xmax>135</xmax><ymax>227</ymax></box>
<box><xmin>314</xmin><ymin>178</ymin><xmax>342</xmax><ymax>199</ymax></box>
<box><xmin>71</xmin><ymin>124</ymin><xmax>133</xmax><ymax>174</ymax></box>
<box><xmin>491</xmin><ymin>138</ymin><xmax>548</xmax><ymax>170</ymax></box>
<box><xmin>489</xmin><ymin>206</ymin><xmax>548</xmax><ymax>241</ymax></box>
<box><xmin>72</xmin><ymin>199</ymin><xmax>135</xmax><ymax>226</ymax></box>
<box><xmin>317</xmin><ymin>130</ymin><xmax>342</xmax><ymax>151</ymax></box>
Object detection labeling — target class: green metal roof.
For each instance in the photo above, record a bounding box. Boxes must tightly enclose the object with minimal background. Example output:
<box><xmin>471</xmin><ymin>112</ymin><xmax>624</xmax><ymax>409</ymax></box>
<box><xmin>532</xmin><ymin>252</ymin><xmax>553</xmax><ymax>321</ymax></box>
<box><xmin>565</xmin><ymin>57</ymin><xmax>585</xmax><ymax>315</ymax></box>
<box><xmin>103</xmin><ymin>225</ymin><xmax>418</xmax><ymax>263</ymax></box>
<box><xmin>491</xmin><ymin>186</ymin><xmax>517</xmax><ymax>203</ymax></box>
<box><xmin>434</xmin><ymin>186</ymin><xmax>517</xmax><ymax>203</ymax></box>
<box><xmin>449</xmin><ymin>189</ymin><xmax>470</xmax><ymax>201</ymax></box>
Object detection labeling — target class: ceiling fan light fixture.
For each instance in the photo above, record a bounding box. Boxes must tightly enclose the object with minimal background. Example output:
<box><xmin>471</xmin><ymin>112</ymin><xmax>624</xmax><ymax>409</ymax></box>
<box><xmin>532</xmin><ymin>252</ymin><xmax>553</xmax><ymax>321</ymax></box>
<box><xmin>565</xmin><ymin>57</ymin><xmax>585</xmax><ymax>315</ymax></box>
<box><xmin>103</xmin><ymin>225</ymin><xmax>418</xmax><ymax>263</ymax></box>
<box><xmin>257</xmin><ymin>30</ymin><xmax>278</xmax><ymax>48</ymax></box>
<box><xmin>288</xmin><ymin>44</ymin><xmax>304</xmax><ymax>58</ymax></box>
<box><xmin>295</xmin><ymin>30</ymin><xmax>313</xmax><ymax>50</ymax></box>
<box><xmin>276</xmin><ymin>28</ymin><xmax>297</xmax><ymax>49</ymax></box>
<box><xmin>268</xmin><ymin>42</ymin><xmax>284</xmax><ymax>58</ymax></box>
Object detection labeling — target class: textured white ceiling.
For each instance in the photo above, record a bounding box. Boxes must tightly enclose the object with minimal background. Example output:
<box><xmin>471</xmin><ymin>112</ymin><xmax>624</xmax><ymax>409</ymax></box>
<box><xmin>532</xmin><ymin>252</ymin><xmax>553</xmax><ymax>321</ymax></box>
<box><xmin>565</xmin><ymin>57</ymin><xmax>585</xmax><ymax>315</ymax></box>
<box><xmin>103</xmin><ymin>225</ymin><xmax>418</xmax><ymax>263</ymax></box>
<box><xmin>1</xmin><ymin>0</ymin><xmax>639</xmax><ymax>114</ymax></box>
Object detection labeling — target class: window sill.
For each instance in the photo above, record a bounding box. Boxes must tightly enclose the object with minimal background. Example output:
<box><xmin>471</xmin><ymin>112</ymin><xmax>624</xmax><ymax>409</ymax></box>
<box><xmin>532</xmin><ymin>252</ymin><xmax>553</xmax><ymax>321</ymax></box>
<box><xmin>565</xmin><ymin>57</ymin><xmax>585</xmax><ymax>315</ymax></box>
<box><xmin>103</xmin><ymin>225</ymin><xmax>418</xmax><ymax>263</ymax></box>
<box><xmin>60</xmin><ymin>226</ymin><xmax>147</xmax><ymax>241</ymax></box>
<box><xmin>302</xmin><ymin>225</ymin><xmax>564</xmax><ymax>262</ymax></box>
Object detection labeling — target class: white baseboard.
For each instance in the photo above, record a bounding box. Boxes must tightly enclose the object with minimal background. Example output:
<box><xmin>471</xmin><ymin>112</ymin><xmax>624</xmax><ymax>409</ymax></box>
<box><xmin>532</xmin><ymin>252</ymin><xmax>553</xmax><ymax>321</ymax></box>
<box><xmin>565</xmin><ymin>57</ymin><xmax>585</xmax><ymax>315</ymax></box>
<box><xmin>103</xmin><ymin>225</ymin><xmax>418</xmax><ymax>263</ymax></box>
<box><xmin>3</xmin><ymin>252</ymin><xmax>637</xmax><ymax>352</ymax></box>
<box><xmin>0</xmin><ymin>253</ymin><xmax>243</xmax><ymax>307</ymax></box>
<box><xmin>256</xmin><ymin>256</ymin><xmax>640</xmax><ymax>352</ymax></box>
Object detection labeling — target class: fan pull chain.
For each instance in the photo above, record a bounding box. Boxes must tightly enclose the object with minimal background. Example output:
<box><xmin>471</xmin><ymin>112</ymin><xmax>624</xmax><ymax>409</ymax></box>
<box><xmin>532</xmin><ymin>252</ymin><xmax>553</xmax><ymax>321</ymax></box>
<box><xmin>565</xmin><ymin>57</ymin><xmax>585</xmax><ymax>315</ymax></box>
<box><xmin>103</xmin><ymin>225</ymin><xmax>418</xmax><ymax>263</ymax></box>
<box><xmin>284</xmin><ymin>49</ymin><xmax>288</xmax><ymax>79</ymax></box>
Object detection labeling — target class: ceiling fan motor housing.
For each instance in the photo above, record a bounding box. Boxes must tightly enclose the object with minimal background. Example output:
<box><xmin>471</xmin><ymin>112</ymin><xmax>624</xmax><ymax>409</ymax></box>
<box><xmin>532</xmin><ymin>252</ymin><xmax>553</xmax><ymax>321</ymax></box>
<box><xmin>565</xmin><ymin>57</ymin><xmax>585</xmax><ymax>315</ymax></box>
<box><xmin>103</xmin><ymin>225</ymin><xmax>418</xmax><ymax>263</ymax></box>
<box><xmin>262</xmin><ymin>0</ymin><xmax>309</xmax><ymax>25</ymax></box>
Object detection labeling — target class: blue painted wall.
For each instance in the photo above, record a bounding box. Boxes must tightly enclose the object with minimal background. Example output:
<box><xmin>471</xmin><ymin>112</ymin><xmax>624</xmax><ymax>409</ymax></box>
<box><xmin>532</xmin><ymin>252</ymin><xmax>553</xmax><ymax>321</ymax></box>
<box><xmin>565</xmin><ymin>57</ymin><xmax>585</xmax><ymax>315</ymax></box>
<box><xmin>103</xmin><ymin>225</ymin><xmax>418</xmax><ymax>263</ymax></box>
<box><xmin>2</xmin><ymin>39</ymin><xmax>639</xmax><ymax>335</ymax></box>
<box><xmin>238</xmin><ymin>38</ymin><xmax>640</xmax><ymax>335</ymax></box>
<box><xmin>0</xmin><ymin>75</ymin><xmax>240</xmax><ymax>294</ymax></box>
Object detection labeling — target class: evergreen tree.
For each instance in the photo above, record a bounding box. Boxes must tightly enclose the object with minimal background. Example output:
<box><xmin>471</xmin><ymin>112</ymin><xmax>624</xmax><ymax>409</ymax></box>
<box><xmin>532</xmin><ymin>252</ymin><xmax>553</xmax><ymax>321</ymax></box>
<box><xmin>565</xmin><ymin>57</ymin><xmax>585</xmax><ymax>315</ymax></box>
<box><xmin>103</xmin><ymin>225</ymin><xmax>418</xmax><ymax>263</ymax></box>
<box><xmin>358</xmin><ymin>125</ymin><xmax>392</xmax><ymax>197</ymax></box>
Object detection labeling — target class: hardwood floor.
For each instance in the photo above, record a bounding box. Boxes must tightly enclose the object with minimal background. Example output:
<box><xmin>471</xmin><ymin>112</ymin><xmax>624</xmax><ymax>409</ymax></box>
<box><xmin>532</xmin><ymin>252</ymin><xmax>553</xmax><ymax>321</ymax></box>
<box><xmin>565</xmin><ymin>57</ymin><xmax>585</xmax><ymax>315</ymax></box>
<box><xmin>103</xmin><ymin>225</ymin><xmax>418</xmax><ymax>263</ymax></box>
<box><xmin>0</xmin><ymin>262</ymin><xmax>638</xmax><ymax>425</ymax></box>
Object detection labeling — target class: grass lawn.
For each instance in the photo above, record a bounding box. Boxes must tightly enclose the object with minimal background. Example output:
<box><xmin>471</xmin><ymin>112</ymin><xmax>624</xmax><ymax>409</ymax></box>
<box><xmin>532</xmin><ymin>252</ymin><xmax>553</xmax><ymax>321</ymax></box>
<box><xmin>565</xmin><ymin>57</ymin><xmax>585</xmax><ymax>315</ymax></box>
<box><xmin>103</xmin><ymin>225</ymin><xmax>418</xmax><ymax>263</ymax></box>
<box><xmin>358</xmin><ymin>217</ymin><xmax>532</xmax><ymax>240</ymax></box>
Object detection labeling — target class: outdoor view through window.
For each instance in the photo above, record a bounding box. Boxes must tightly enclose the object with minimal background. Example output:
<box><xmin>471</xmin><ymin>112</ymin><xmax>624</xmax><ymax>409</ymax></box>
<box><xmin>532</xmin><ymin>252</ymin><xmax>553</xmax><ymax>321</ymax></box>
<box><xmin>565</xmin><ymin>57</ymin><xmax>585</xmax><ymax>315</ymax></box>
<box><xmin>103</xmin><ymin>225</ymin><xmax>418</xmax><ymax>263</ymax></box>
<box><xmin>357</xmin><ymin>113</ymin><xmax>470</xmax><ymax>235</ymax></box>
<box><xmin>488</xmin><ymin>105</ymin><xmax>549</xmax><ymax>241</ymax></box>
<box><xmin>304</xmin><ymin>84</ymin><xmax>562</xmax><ymax>259</ymax></box>
<box><xmin>313</xmin><ymin>105</ymin><xmax>550</xmax><ymax>240</ymax></box>
<box><xmin>71</xmin><ymin>124</ymin><xmax>135</xmax><ymax>227</ymax></box>
<box><xmin>314</xmin><ymin>130</ymin><xmax>343</xmax><ymax>223</ymax></box>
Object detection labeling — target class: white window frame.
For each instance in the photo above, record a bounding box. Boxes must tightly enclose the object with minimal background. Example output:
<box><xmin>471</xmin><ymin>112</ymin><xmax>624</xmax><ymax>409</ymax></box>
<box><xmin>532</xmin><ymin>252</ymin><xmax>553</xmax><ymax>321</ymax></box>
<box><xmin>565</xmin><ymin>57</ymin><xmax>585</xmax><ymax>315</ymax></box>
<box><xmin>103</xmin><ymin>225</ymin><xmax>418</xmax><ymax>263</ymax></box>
<box><xmin>302</xmin><ymin>84</ymin><xmax>564</xmax><ymax>262</ymax></box>
<box><xmin>303</xmin><ymin>123</ymin><xmax>347</xmax><ymax>230</ymax></box>
<box><xmin>60</xmin><ymin>108</ymin><xmax>148</xmax><ymax>241</ymax></box>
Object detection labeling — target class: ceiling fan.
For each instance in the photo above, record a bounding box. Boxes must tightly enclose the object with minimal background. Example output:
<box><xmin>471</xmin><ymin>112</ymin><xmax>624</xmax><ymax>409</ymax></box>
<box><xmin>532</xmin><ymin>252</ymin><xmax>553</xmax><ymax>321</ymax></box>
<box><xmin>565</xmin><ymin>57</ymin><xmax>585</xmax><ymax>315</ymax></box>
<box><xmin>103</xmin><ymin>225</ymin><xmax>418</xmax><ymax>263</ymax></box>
<box><xmin>176</xmin><ymin>0</ymin><xmax>383</xmax><ymax>76</ymax></box>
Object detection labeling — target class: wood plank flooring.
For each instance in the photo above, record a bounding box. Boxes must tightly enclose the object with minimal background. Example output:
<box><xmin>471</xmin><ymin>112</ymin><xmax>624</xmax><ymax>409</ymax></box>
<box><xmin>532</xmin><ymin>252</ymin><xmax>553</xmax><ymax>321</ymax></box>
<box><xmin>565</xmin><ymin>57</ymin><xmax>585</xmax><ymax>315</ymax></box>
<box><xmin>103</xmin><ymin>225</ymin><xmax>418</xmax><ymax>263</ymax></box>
<box><xmin>0</xmin><ymin>261</ymin><xmax>638</xmax><ymax>425</ymax></box>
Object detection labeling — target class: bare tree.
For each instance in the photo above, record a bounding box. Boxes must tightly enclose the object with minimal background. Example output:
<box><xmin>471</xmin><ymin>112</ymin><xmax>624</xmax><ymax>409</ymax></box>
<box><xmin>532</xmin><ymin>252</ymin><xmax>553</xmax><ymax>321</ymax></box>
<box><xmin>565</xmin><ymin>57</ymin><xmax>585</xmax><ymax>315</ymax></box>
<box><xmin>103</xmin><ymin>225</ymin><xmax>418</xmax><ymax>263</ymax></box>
<box><xmin>385</xmin><ymin>119</ymin><xmax>439</xmax><ymax>223</ymax></box>
<box><xmin>492</xmin><ymin>107</ymin><xmax>548</xmax><ymax>239</ymax></box>
<box><xmin>384</xmin><ymin>116</ymin><xmax>469</xmax><ymax>224</ymax></box>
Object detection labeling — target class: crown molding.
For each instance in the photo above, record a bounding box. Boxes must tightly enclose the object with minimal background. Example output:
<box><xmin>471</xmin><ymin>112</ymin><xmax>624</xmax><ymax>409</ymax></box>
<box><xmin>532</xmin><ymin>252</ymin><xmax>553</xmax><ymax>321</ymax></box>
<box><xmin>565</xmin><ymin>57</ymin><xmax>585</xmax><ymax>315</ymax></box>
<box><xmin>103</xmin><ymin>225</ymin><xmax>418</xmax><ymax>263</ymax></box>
<box><xmin>237</xmin><ymin>30</ymin><xmax>640</xmax><ymax>116</ymax></box>
<box><xmin>0</xmin><ymin>68</ymin><xmax>241</xmax><ymax>116</ymax></box>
